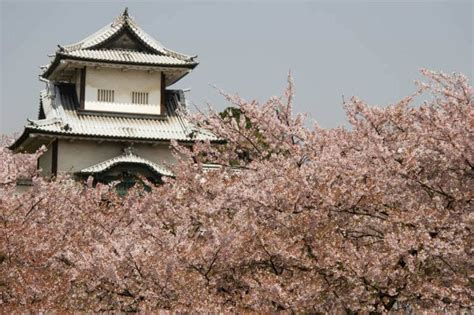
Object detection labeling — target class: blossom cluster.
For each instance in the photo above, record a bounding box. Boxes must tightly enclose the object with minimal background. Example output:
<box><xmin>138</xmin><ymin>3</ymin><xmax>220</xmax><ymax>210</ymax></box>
<box><xmin>0</xmin><ymin>70</ymin><xmax>472</xmax><ymax>312</ymax></box>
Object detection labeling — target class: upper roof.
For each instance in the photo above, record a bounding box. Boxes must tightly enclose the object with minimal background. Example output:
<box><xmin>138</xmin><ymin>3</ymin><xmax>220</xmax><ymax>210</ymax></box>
<box><xmin>62</xmin><ymin>8</ymin><xmax>189</xmax><ymax>57</ymax></box>
<box><xmin>9</xmin><ymin>83</ymin><xmax>219</xmax><ymax>152</ymax></box>
<box><xmin>42</xmin><ymin>8</ymin><xmax>198</xmax><ymax>81</ymax></box>
<box><xmin>58</xmin><ymin>49</ymin><xmax>193</xmax><ymax>66</ymax></box>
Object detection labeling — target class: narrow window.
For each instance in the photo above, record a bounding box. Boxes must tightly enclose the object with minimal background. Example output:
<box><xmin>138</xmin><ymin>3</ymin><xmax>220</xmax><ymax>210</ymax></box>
<box><xmin>97</xmin><ymin>89</ymin><xmax>115</xmax><ymax>102</ymax></box>
<box><xmin>132</xmin><ymin>92</ymin><xmax>149</xmax><ymax>104</ymax></box>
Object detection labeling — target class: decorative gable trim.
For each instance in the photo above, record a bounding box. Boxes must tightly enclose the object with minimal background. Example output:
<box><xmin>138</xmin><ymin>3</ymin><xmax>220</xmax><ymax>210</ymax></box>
<box><xmin>89</xmin><ymin>24</ymin><xmax>157</xmax><ymax>54</ymax></box>
<box><xmin>78</xmin><ymin>148</ymin><xmax>174</xmax><ymax>177</ymax></box>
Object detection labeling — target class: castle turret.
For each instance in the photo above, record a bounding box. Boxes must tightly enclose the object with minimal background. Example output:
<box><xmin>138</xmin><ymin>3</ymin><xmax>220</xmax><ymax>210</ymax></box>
<box><xmin>10</xmin><ymin>9</ymin><xmax>216</xmax><ymax>183</ymax></box>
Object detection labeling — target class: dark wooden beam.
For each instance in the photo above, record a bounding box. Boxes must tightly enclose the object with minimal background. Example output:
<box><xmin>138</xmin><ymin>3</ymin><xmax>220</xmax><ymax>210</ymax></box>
<box><xmin>51</xmin><ymin>139</ymin><xmax>58</xmax><ymax>177</ymax></box>
<box><xmin>160</xmin><ymin>72</ymin><xmax>166</xmax><ymax>115</ymax></box>
<box><xmin>79</xmin><ymin>67</ymin><xmax>86</xmax><ymax>110</ymax></box>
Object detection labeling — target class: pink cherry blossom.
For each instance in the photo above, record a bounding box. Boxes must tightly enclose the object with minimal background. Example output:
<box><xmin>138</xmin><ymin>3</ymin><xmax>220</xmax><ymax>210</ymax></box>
<box><xmin>0</xmin><ymin>70</ymin><xmax>472</xmax><ymax>312</ymax></box>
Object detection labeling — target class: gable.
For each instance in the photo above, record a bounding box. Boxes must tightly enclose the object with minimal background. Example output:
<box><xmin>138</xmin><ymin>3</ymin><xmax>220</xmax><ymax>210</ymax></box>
<box><xmin>92</xmin><ymin>27</ymin><xmax>156</xmax><ymax>53</ymax></box>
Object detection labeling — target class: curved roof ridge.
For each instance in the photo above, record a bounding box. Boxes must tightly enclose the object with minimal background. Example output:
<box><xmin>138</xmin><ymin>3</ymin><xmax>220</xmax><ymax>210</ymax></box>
<box><xmin>26</xmin><ymin>116</ymin><xmax>61</xmax><ymax>127</ymax></box>
<box><xmin>62</xmin><ymin>22</ymin><xmax>120</xmax><ymax>52</ymax></box>
<box><xmin>60</xmin><ymin>9</ymin><xmax>193</xmax><ymax>61</ymax></box>
<box><xmin>79</xmin><ymin>149</ymin><xmax>174</xmax><ymax>177</ymax></box>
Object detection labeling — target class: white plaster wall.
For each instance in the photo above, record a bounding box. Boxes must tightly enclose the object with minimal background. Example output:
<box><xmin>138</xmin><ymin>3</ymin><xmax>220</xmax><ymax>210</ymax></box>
<box><xmin>56</xmin><ymin>140</ymin><xmax>177</xmax><ymax>174</ymax></box>
<box><xmin>15</xmin><ymin>183</ymin><xmax>34</xmax><ymax>195</ymax></box>
<box><xmin>57</xmin><ymin>140</ymin><xmax>122</xmax><ymax>173</ymax></box>
<box><xmin>38</xmin><ymin>143</ymin><xmax>53</xmax><ymax>176</ymax></box>
<box><xmin>134</xmin><ymin>144</ymin><xmax>176</xmax><ymax>165</ymax></box>
<box><xmin>84</xmin><ymin>67</ymin><xmax>161</xmax><ymax>115</ymax></box>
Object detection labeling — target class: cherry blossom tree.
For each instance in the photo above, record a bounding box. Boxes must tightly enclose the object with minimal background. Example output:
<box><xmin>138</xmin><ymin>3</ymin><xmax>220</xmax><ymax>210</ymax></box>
<box><xmin>0</xmin><ymin>70</ymin><xmax>472</xmax><ymax>312</ymax></box>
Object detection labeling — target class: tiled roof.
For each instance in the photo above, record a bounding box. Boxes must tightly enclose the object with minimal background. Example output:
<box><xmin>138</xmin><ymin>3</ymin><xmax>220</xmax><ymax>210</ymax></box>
<box><xmin>59</xmin><ymin>49</ymin><xmax>194</xmax><ymax>66</ymax></box>
<box><xmin>62</xmin><ymin>9</ymin><xmax>193</xmax><ymax>61</ymax></box>
<box><xmin>42</xmin><ymin>9</ymin><xmax>198</xmax><ymax>79</ymax></box>
<box><xmin>21</xmin><ymin>83</ymin><xmax>217</xmax><ymax>142</ymax></box>
<box><xmin>79</xmin><ymin>149</ymin><xmax>174</xmax><ymax>177</ymax></box>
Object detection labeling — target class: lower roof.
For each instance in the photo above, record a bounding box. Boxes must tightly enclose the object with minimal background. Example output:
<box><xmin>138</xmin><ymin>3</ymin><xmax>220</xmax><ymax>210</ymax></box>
<box><xmin>10</xmin><ymin>84</ymin><xmax>219</xmax><ymax>152</ymax></box>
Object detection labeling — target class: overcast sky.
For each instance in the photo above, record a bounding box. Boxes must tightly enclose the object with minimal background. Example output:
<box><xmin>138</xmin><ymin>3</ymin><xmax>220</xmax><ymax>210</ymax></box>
<box><xmin>0</xmin><ymin>0</ymin><xmax>472</xmax><ymax>134</ymax></box>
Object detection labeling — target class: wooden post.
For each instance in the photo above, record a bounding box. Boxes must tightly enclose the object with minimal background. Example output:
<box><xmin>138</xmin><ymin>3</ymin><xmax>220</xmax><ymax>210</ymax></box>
<box><xmin>52</xmin><ymin>139</ymin><xmax>58</xmax><ymax>177</ymax></box>
<box><xmin>160</xmin><ymin>72</ymin><xmax>165</xmax><ymax>115</ymax></box>
<box><xmin>80</xmin><ymin>67</ymin><xmax>86</xmax><ymax>110</ymax></box>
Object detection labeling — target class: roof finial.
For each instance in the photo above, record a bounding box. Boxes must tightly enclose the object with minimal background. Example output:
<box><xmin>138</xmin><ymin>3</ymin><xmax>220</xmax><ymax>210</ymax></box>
<box><xmin>122</xmin><ymin>7</ymin><xmax>129</xmax><ymax>17</ymax></box>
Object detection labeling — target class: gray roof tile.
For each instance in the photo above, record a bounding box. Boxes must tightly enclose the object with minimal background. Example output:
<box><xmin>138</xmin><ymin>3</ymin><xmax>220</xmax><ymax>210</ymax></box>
<box><xmin>26</xmin><ymin>83</ymin><xmax>217</xmax><ymax>142</ymax></box>
<box><xmin>61</xmin><ymin>10</ymin><xmax>193</xmax><ymax>61</ymax></box>
<box><xmin>59</xmin><ymin>49</ymin><xmax>195</xmax><ymax>66</ymax></box>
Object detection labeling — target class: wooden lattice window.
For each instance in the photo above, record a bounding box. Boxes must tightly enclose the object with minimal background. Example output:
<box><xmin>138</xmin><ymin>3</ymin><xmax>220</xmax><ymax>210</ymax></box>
<box><xmin>132</xmin><ymin>91</ymin><xmax>149</xmax><ymax>105</ymax></box>
<box><xmin>97</xmin><ymin>89</ymin><xmax>115</xmax><ymax>102</ymax></box>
